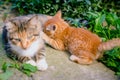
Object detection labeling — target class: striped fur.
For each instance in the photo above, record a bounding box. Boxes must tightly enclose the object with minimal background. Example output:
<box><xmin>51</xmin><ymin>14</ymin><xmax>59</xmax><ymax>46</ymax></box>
<box><xmin>2</xmin><ymin>14</ymin><xmax>51</xmax><ymax>70</ymax></box>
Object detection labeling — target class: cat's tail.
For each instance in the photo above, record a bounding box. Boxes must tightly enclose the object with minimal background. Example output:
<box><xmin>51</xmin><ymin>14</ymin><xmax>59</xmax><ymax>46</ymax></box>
<box><xmin>98</xmin><ymin>38</ymin><xmax>120</xmax><ymax>52</ymax></box>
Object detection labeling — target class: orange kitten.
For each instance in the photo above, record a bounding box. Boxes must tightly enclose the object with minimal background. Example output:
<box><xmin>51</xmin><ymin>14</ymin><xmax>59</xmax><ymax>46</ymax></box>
<box><xmin>42</xmin><ymin>11</ymin><xmax>120</xmax><ymax>64</ymax></box>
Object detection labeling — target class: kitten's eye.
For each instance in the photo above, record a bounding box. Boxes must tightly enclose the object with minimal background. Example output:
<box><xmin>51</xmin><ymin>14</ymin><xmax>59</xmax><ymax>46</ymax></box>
<box><xmin>52</xmin><ymin>25</ymin><xmax>56</xmax><ymax>31</ymax></box>
<box><xmin>9</xmin><ymin>37</ymin><xmax>13</xmax><ymax>40</ymax></box>
<box><xmin>14</xmin><ymin>38</ymin><xmax>21</xmax><ymax>41</ymax></box>
<box><xmin>10</xmin><ymin>38</ymin><xmax>21</xmax><ymax>44</ymax></box>
<box><xmin>34</xmin><ymin>34</ymin><xmax>39</xmax><ymax>36</ymax></box>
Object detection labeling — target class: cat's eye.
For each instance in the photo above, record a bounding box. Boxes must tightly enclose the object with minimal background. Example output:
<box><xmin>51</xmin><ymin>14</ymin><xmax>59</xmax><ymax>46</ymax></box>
<box><xmin>14</xmin><ymin>38</ymin><xmax>21</xmax><ymax>41</ymax></box>
<box><xmin>34</xmin><ymin>34</ymin><xmax>39</xmax><ymax>36</ymax></box>
<box><xmin>10</xmin><ymin>38</ymin><xmax>21</xmax><ymax>44</ymax></box>
<box><xmin>52</xmin><ymin>25</ymin><xmax>56</xmax><ymax>31</ymax></box>
<box><xmin>9</xmin><ymin>37</ymin><xmax>13</xmax><ymax>40</ymax></box>
<box><xmin>28</xmin><ymin>34</ymin><xmax>39</xmax><ymax>39</ymax></box>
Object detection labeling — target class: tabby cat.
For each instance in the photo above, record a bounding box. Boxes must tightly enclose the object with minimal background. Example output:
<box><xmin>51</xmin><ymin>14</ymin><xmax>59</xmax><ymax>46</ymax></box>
<box><xmin>42</xmin><ymin>11</ymin><xmax>120</xmax><ymax>64</ymax></box>
<box><xmin>2</xmin><ymin>14</ymin><xmax>51</xmax><ymax>70</ymax></box>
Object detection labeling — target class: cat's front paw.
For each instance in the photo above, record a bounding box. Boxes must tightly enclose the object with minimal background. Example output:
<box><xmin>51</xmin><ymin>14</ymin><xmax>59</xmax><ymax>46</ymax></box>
<box><xmin>70</xmin><ymin>55</ymin><xmax>79</xmax><ymax>61</ymax></box>
<box><xmin>25</xmin><ymin>59</ymin><xmax>37</xmax><ymax>66</ymax></box>
<box><xmin>36</xmin><ymin>58</ymin><xmax>48</xmax><ymax>71</ymax></box>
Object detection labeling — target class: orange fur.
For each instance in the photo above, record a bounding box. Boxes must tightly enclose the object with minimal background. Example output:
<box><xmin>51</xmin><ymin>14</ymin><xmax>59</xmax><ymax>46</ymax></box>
<box><xmin>43</xmin><ymin>11</ymin><xmax>120</xmax><ymax>65</ymax></box>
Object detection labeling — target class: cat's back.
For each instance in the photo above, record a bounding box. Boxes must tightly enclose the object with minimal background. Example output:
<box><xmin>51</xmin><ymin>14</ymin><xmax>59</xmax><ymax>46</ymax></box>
<box><xmin>66</xmin><ymin>27</ymin><xmax>101</xmax><ymax>53</ymax></box>
<box><xmin>76</xmin><ymin>28</ymin><xmax>100</xmax><ymax>41</ymax></box>
<box><xmin>68</xmin><ymin>27</ymin><xmax>100</xmax><ymax>42</ymax></box>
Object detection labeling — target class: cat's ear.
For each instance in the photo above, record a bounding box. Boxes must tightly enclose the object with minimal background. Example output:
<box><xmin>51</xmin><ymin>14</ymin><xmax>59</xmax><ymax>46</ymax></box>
<box><xmin>46</xmin><ymin>24</ymin><xmax>57</xmax><ymax>31</ymax></box>
<box><xmin>27</xmin><ymin>15</ymin><xmax>38</xmax><ymax>25</ymax></box>
<box><xmin>54</xmin><ymin>10</ymin><xmax>62</xmax><ymax>18</ymax></box>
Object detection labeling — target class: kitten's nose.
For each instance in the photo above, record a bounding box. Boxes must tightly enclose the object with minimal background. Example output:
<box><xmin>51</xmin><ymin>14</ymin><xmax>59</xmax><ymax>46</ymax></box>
<box><xmin>22</xmin><ymin>46</ymin><xmax>28</xmax><ymax>49</ymax></box>
<box><xmin>21</xmin><ymin>42</ymin><xmax>29</xmax><ymax>49</ymax></box>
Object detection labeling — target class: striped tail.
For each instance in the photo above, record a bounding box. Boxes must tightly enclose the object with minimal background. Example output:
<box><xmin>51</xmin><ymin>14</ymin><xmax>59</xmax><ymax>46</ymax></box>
<box><xmin>98</xmin><ymin>38</ymin><xmax>120</xmax><ymax>52</ymax></box>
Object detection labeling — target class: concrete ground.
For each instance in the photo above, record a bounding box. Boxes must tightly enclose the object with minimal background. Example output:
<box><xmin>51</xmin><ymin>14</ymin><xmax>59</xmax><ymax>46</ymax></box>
<box><xmin>0</xmin><ymin>2</ymin><xmax>118</xmax><ymax>80</ymax></box>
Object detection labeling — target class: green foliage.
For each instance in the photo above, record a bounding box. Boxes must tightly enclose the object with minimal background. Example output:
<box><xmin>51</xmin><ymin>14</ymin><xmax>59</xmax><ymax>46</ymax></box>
<box><xmin>21</xmin><ymin>63</ymin><xmax>38</xmax><ymax>76</ymax></box>
<box><xmin>1</xmin><ymin>62</ymin><xmax>38</xmax><ymax>77</ymax></box>
<box><xmin>87</xmin><ymin>12</ymin><xmax>120</xmax><ymax>41</ymax></box>
<box><xmin>99</xmin><ymin>47</ymin><xmax>120</xmax><ymax>75</ymax></box>
<box><xmin>9</xmin><ymin>0</ymin><xmax>120</xmax><ymax>17</ymax></box>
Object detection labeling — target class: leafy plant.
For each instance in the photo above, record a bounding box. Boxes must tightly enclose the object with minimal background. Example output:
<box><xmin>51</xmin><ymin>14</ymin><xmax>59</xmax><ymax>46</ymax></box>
<box><xmin>99</xmin><ymin>47</ymin><xmax>120</xmax><ymax>75</ymax></box>
<box><xmin>87</xmin><ymin>12</ymin><xmax>120</xmax><ymax>41</ymax></box>
<box><xmin>9</xmin><ymin>0</ymin><xmax>120</xmax><ymax>17</ymax></box>
<box><xmin>20</xmin><ymin>63</ymin><xmax>38</xmax><ymax>76</ymax></box>
<box><xmin>1</xmin><ymin>62</ymin><xmax>38</xmax><ymax>77</ymax></box>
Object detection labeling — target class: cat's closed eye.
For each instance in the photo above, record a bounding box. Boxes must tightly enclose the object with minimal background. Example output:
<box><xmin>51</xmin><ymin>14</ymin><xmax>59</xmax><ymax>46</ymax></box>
<box><xmin>27</xmin><ymin>34</ymin><xmax>39</xmax><ymax>39</ymax></box>
<box><xmin>14</xmin><ymin>38</ymin><xmax>21</xmax><ymax>41</ymax></box>
<box><xmin>33</xmin><ymin>34</ymin><xmax>39</xmax><ymax>36</ymax></box>
<box><xmin>9</xmin><ymin>38</ymin><xmax>21</xmax><ymax>44</ymax></box>
<box><xmin>9</xmin><ymin>37</ymin><xmax>20</xmax><ymax>41</ymax></box>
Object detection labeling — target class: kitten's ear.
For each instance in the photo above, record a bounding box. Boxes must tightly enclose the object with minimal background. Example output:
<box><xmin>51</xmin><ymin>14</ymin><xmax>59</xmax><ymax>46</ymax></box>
<box><xmin>54</xmin><ymin>10</ymin><xmax>62</xmax><ymax>18</ymax></box>
<box><xmin>27</xmin><ymin>15</ymin><xmax>38</xmax><ymax>25</ymax></box>
<box><xmin>46</xmin><ymin>24</ymin><xmax>56</xmax><ymax>31</ymax></box>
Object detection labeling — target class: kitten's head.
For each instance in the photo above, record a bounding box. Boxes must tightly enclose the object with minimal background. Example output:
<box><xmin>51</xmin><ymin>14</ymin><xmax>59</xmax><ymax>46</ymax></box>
<box><xmin>43</xmin><ymin>11</ymin><xmax>69</xmax><ymax>37</ymax></box>
<box><xmin>4</xmin><ymin>15</ymin><xmax>41</xmax><ymax>49</ymax></box>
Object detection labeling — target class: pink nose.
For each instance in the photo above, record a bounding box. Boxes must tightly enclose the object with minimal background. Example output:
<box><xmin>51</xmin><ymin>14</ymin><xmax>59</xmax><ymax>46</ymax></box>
<box><xmin>22</xmin><ymin>46</ymin><xmax>28</xmax><ymax>49</ymax></box>
<box><xmin>21</xmin><ymin>42</ymin><xmax>29</xmax><ymax>49</ymax></box>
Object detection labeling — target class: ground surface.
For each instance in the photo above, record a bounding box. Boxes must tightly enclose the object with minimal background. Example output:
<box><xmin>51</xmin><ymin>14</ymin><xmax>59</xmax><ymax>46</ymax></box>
<box><xmin>0</xmin><ymin>2</ymin><xmax>118</xmax><ymax>80</ymax></box>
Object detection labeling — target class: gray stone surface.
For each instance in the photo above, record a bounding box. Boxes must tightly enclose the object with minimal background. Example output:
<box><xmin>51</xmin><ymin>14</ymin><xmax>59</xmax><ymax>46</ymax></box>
<box><xmin>0</xmin><ymin>2</ymin><xmax>118</xmax><ymax>80</ymax></box>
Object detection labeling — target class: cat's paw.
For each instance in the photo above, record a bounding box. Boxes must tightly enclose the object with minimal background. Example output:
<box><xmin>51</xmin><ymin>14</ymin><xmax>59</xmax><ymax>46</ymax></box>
<box><xmin>25</xmin><ymin>59</ymin><xmax>37</xmax><ymax>66</ymax></box>
<box><xmin>36</xmin><ymin>58</ymin><xmax>48</xmax><ymax>71</ymax></box>
<box><xmin>69</xmin><ymin>55</ymin><xmax>79</xmax><ymax>61</ymax></box>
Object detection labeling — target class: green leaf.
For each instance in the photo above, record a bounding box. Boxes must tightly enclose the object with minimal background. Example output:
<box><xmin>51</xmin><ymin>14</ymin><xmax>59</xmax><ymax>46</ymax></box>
<box><xmin>22</xmin><ymin>70</ymin><xmax>31</xmax><ymax>76</ymax></box>
<box><xmin>22</xmin><ymin>63</ymin><xmax>37</xmax><ymax>73</ymax></box>
<box><xmin>99</xmin><ymin>14</ymin><xmax>106</xmax><ymax>24</ymax></box>
<box><xmin>2</xmin><ymin>62</ymin><xmax>12</xmax><ymax>72</ymax></box>
<box><xmin>85</xmin><ymin>0</ymin><xmax>91</xmax><ymax>5</ymax></box>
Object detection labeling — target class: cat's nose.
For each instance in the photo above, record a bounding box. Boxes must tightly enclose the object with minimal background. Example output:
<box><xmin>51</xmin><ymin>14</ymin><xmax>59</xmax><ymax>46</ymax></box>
<box><xmin>22</xmin><ymin>46</ymin><xmax>28</xmax><ymax>49</ymax></box>
<box><xmin>21</xmin><ymin>42</ymin><xmax>29</xmax><ymax>49</ymax></box>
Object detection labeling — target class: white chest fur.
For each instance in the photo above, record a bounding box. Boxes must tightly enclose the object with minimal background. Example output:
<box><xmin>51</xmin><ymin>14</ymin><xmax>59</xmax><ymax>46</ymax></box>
<box><xmin>9</xmin><ymin>38</ymin><xmax>44</xmax><ymax>57</ymax></box>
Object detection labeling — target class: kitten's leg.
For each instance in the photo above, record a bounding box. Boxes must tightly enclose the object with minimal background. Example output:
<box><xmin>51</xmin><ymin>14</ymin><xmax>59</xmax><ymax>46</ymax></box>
<box><xmin>25</xmin><ymin>60</ymin><xmax>36</xmax><ymax>66</ymax></box>
<box><xmin>18</xmin><ymin>56</ymin><xmax>36</xmax><ymax>66</ymax></box>
<box><xmin>41</xmin><ymin>32</ymin><xmax>65</xmax><ymax>50</ymax></box>
<box><xmin>35</xmin><ymin>47</ymin><xmax>48</xmax><ymax>71</ymax></box>
<box><xmin>70</xmin><ymin>51</ymin><xmax>95</xmax><ymax>65</ymax></box>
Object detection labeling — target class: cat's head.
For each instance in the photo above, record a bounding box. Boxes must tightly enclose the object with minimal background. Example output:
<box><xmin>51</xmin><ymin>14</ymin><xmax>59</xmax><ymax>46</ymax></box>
<box><xmin>43</xmin><ymin>11</ymin><xmax>69</xmax><ymax>37</ymax></box>
<box><xmin>4</xmin><ymin>15</ymin><xmax>41</xmax><ymax>49</ymax></box>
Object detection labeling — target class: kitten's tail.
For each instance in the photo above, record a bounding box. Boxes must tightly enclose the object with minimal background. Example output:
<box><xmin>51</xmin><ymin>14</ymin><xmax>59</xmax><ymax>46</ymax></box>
<box><xmin>98</xmin><ymin>38</ymin><xmax>120</xmax><ymax>52</ymax></box>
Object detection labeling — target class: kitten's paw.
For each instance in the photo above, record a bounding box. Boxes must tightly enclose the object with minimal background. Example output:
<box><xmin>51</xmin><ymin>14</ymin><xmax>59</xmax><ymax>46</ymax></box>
<box><xmin>25</xmin><ymin>60</ymin><xmax>37</xmax><ymax>66</ymax></box>
<box><xmin>69</xmin><ymin>55</ymin><xmax>79</xmax><ymax>61</ymax></box>
<box><xmin>36</xmin><ymin>58</ymin><xmax>48</xmax><ymax>71</ymax></box>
